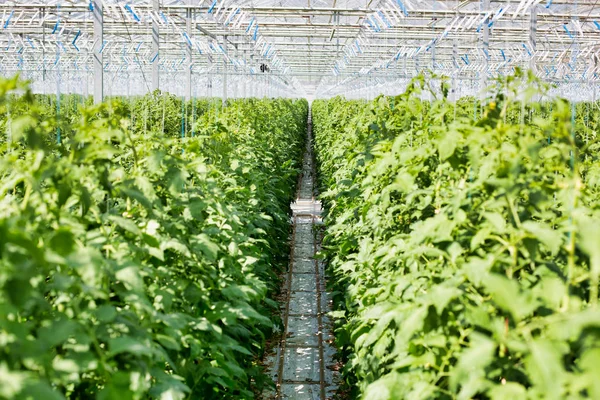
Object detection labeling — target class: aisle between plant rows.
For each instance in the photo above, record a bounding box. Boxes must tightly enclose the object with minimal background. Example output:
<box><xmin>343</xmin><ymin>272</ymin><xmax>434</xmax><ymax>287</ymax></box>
<box><xmin>263</xmin><ymin>107</ymin><xmax>339</xmax><ymax>399</ymax></box>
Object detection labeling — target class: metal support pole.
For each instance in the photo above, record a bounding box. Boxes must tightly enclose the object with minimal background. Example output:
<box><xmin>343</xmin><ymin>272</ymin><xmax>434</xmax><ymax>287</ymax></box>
<box><xmin>185</xmin><ymin>0</ymin><xmax>192</xmax><ymax>101</ymax></box>
<box><xmin>222</xmin><ymin>35</ymin><xmax>227</xmax><ymax>106</ymax></box>
<box><xmin>481</xmin><ymin>0</ymin><xmax>490</xmax><ymax>96</ymax></box>
<box><xmin>42</xmin><ymin>7</ymin><xmax>46</xmax><ymax>84</ymax></box>
<box><xmin>529</xmin><ymin>5</ymin><xmax>537</xmax><ymax>73</ymax></box>
<box><xmin>242</xmin><ymin>51</ymin><xmax>247</xmax><ymax>99</ymax></box>
<box><xmin>152</xmin><ymin>0</ymin><xmax>160</xmax><ymax>92</ymax></box>
<box><xmin>415</xmin><ymin>54</ymin><xmax>420</xmax><ymax>74</ymax></box>
<box><xmin>92</xmin><ymin>0</ymin><xmax>103</xmax><ymax>104</ymax></box>
<box><xmin>207</xmin><ymin>55</ymin><xmax>213</xmax><ymax>99</ymax></box>
<box><xmin>452</xmin><ymin>39</ymin><xmax>458</xmax><ymax>101</ymax></box>
<box><xmin>55</xmin><ymin>4</ymin><xmax>62</xmax><ymax>144</ymax></box>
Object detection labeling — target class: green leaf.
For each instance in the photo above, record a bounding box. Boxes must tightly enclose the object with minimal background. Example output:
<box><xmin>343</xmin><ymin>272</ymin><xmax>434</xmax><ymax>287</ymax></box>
<box><xmin>94</xmin><ymin>305</ymin><xmax>117</xmax><ymax>323</ymax></box>
<box><xmin>522</xmin><ymin>220</ymin><xmax>562</xmax><ymax>255</ymax></box>
<box><xmin>471</xmin><ymin>227</ymin><xmax>491</xmax><ymax>250</ymax></box>
<box><xmin>19</xmin><ymin>382</ymin><xmax>66</xmax><ymax>400</ymax></box>
<box><xmin>108</xmin><ymin>337</ymin><xmax>151</xmax><ymax>357</ymax></box>
<box><xmin>484</xmin><ymin>274</ymin><xmax>537</xmax><ymax>321</ymax></box>
<box><xmin>525</xmin><ymin>339</ymin><xmax>566</xmax><ymax>400</ymax></box>
<box><xmin>37</xmin><ymin>319</ymin><xmax>78</xmax><ymax>348</ymax></box>
<box><xmin>438</xmin><ymin>130</ymin><xmax>459</xmax><ymax>160</ymax></box>
<box><xmin>115</xmin><ymin>265</ymin><xmax>144</xmax><ymax>291</ymax></box>
<box><xmin>80</xmin><ymin>186</ymin><xmax>92</xmax><ymax>216</ymax></box>
<box><xmin>97</xmin><ymin>372</ymin><xmax>135</xmax><ymax>400</ymax></box>
<box><xmin>57</xmin><ymin>181</ymin><xmax>72</xmax><ymax>208</ymax></box>
<box><xmin>166</xmin><ymin>167</ymin><xmax>186</xmax><ymax>195</ymax></box>
<box><xmin>193</xmin><ymin>234</ymin><xmax>220</xmax><ymax>262</ymax></box>
<box><xmin>427</xmin><ymin>284</ymin><xmax>462</xmax><ymax>315</ymax></box>
<box><xmin>156</xmin><ymin>334</ymin><xmax>181</xmax><ymax>351</ymax></box>
<box><xmin>579</xmin><ymin>348</ymin><xmax>600</xmax><ymax>400</ymax></box>
<box><xmin>49</xmin><ymin>228</ymin><xmax>76</xmax><ymax>256</ymax></box>
<box><xmin>161</xmin><ymin>239</ymin><xmax>191</xmax><ymax>258</ymax></box>
<box><xmin>120</xmin><ymin>185</ymin><xmax>153</xmax><ymax>210</ymax></box>
<box><xmin>575</xmin><ymin>214</ymin><xmax>600</xmax><ymax>287</ymax></box>
<box><xmin>108</xmin><ymin>215</ymin><xmax>142</xmax><ymax>236</ymax></box>
<box><xmin>488</xmin><ymin>382</ymin><xmax>527</xmax><ymax>400</ymax></box>
<box><xmin>363</xmin><ymin>372</ymin><xmax>404</xmax><ymax>400</ymax></box>
<box><xmin>149</xmin><ymin>368</ymin><xmax>190</xmax><ymax>400</ymax></box>
<box><xmin>450</xmin><ymin>333</ymin><xmax>495</xmax><ymax>392</ymax></box>
<box><xmin>390</xmin><ymin>171</ymin><xmax>415</xmax><ymax>193</ymax></box>
<box><xmin>483</xmin><ymin>212</ymin><xmax>506</xmax><ymax>233</ymax></box>
<box><xmin>147</xmin><ymin>246</ymin><xmax>165</xmax><ymax>261</ymax></box>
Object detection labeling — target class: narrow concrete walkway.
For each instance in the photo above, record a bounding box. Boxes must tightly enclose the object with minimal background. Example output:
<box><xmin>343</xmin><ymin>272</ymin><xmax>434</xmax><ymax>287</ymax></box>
<box><xmin>264</xmin><ymin>108</ymin><xmax>338</xmax><ymax>399</ymax></box>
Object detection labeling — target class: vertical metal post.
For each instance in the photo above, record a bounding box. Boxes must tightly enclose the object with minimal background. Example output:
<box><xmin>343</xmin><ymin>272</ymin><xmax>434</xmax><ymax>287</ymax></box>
<box><xmin>152</xmin><ymin>0</ymin><xmax>160</xmax><ymax>92</ymax></box>
<box><xmin>431</xmin><ymin>4</ymin><xmax>436</xmax><ymax>72</ymax></box>
<box><xmin>222</xmin><ymin>35</ymin><xmax>227</xmax><ymax>106</ymax></box>
<box><xmin>481</xmin><ymin>0</ymin><xmax>490</xmax><ymax>95</ymax></box>
<box><xmin>452</xmin><ymin>39</ymin><xmax>458</xmax><ymax>101</ymax></box>
<box><xmin>529</xmin><ymin>5</ymin><xmax>537</xmax><ymax>72</ymax></box>
<box><xmin>56</xmin><ymin>4</ymin><xmax>62</xmax><ymax>143</ymax></box>
<box><xmin>185</xmin><ymin>0</ymin><xmax>192</xmax><ymax>101</ymax></box>
<box><xmin>92</xmin><ymin>0</ymin><xmax>103</xmax><ymax>104</ymax></box>
<box><xmin>42</xmin><ymin>8</ymin><xmax>46</xmax><ymax>84</ymax></box>
<box><xmin>242</xmin><ymin>51</ymin><xmax>247</xmax><ymax>99</ymax></box>
<box><xmin>415</xmin><ymin>54</ymin><xmax>420</xmax><ymax>74</ymax></box>
<box><xmin>207</xmin><ymin>55</ymin><xmax>213</xmax><ymax>99</ymax></box>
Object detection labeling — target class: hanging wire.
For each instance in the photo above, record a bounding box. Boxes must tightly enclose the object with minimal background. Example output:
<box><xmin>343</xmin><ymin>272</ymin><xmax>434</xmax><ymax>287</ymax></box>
<box><xmin>181</xmin><ymin>93</ymin><xmax>186</xmax><ymax>139</ymax></box>
<box><xmin>116</xmin><ymin>4</ymin><xmax>152</xmax><ymax>94</ymax></box>
<box><xmin>56</xmin><ymin>3</ymin><xmax>61</xmax><ymax>145</ymax></box>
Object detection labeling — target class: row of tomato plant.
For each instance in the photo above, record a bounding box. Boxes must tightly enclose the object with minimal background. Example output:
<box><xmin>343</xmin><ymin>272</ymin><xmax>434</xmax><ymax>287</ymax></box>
<box><xmin>0</xmin><ymin>76</ymin><xmax>307</xmax><ymax>399</ymax></box>
<box><xmin>313</xmin><ymin>72</ymin><xmax>600</xmax><ymax>399</ymax></box>
<box><xmin>0</xmin><ymin>90</ymin><xmax>224</xmax><ymax>142</ymax></box>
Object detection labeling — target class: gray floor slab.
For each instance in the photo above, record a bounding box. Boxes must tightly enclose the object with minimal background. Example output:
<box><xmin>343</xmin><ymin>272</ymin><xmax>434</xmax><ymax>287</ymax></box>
<box><xmin>282</xmin><ymin>347</ymin><xmax>320</xmax><ymax>382</ymax></box>
<box><xmin>291</xmin><ymin>273</ymin><xmax>318</xmax><ymax>292</ymax></box>
<box><xmin>295</xmin><ymin>242</ymin><xmax>314</xmax><ymax>252</ymax></box>
<box><xmin>293</xmin><ymin>259</ymin><xmax>316</xmax><ymax>274</ymax></box>
<box><xmin>295</xmin><ymin>239</ymin><xmax>315</xmax><ymax>247</ymax></box>
<box><xmin>264</xmin><ymin>112</ymin><xmax>337</xmax><ymax>400</ymax></box>
<box><xmin>294</xmin><ymin>246</ymin><xmax>315</xmax><ymax>259</ymax></box>
<box><xmin>287</xmin><ymin>315</ymin><xmax>320</xmax><ymax>347</ymax></box>
<box><xmin>294</xmin><ymin>223</ymin><xmax>313</xmax><ymax>231</ymax></box>
<box><xmin>289</xmin><ymin>290</ymin><xmax>318</xmax><ymax>315</ymax></box>
<box><xmin>280</xmin><ymin>384</ymin><xmax>321</xmax><ymax>399</ymax></box>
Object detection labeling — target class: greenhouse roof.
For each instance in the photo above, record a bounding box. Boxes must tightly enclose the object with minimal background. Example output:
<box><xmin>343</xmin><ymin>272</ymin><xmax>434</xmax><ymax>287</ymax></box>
<box><xmin>0</xmin><ymin>0</ymin><xmax>598</xmax><ymax>97</ymax></box>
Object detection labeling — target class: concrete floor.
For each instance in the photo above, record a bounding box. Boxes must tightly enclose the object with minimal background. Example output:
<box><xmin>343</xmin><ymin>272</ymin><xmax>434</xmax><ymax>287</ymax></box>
<box><xmin>264</xmin><ymin>109</ymin><xmax>339</xmax><ymax>400</ymax></box>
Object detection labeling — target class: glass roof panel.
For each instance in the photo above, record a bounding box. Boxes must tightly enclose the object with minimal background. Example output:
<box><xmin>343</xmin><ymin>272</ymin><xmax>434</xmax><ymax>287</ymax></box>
<box><xmin>0</xmin><ymin>0</ymin><xmax>597</xmax><ymax>97</ymax></box>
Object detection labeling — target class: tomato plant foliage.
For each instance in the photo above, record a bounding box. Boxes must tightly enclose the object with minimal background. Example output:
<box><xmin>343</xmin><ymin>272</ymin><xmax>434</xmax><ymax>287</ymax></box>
<box><xmin>313</xmin><ymin>72</ymin><xmax>600</xmax><ymax>400</ymax></box>
<box><xmin>0</xmin><ymin>76</ymin><xmax>307</xmax><ymax>399</ymax></box>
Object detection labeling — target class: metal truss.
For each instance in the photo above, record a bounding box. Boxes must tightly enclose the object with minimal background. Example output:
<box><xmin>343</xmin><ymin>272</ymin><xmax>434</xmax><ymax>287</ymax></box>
<box><xmin>0</xmin><ymin>0</ymin><xmax>598</xmax><ymax>98</ymax></box>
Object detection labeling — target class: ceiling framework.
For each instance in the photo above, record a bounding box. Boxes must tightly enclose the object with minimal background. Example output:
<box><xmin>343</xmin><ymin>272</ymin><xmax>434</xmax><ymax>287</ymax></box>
<box><xmin>0</xmin><ymin>0</ymin><xmax>598</xmax><ymax>99</ymax></box>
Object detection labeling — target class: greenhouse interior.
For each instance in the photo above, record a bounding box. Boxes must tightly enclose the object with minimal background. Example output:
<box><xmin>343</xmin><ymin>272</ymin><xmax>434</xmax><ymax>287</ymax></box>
<box><xmin>2</xmin><ymin>1</ymin><xmax>600</xmax><ymax>400</ymax></box>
